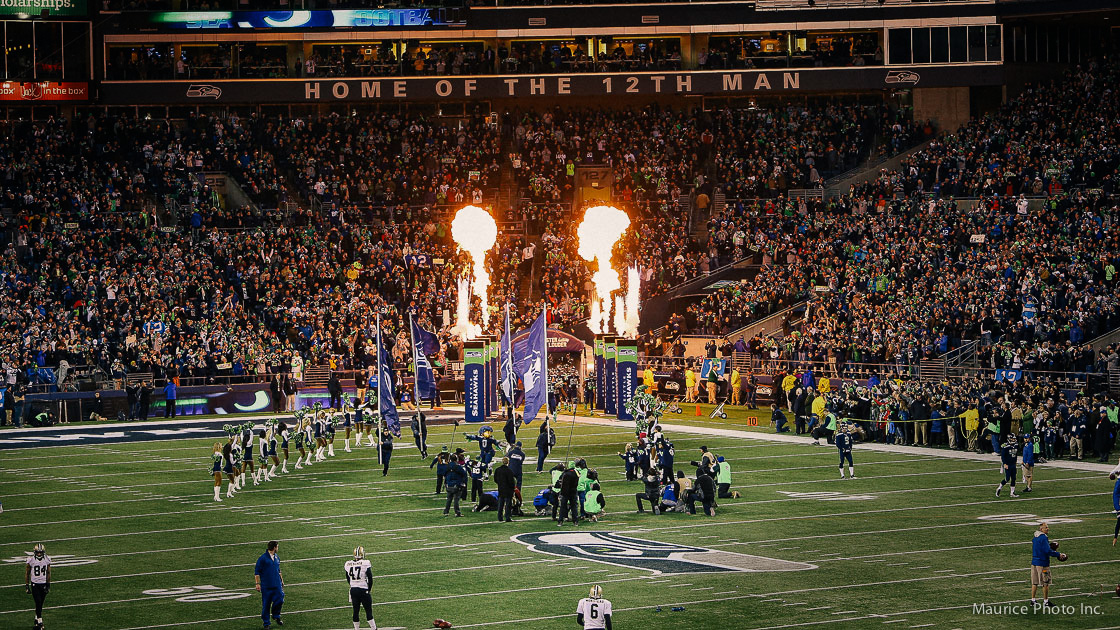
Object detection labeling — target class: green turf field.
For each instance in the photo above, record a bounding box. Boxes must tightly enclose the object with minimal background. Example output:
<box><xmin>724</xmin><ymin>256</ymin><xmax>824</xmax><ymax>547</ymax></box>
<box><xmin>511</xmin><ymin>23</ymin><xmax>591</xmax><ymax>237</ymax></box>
<box><xmin>1</xmin><ymin>410</ymin><xmax>1118</xmax><ymax>630</ymax></box>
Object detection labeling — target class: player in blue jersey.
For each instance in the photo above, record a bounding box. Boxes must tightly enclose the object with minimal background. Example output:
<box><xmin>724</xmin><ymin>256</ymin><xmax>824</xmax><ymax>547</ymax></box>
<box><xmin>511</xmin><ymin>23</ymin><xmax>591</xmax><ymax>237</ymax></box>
<box><xmin>997</xmin><ymin>439</ymin><xmax>1019</xmax><ymax>498</ymax></box>
<box><xmin>836</xmin><ymin>422</ymin><xmax>856</xmax><ymax>479</ymax></box>
<box><xmin>378</xmin><ymin>422</ymin><xmax>394</xmax><ymax>476</ymax></box>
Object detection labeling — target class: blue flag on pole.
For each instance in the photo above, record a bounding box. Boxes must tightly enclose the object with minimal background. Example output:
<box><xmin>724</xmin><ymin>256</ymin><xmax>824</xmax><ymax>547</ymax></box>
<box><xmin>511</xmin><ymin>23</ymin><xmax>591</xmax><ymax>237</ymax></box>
<box><xmin>500</xmin><ymin>304</ymin><xmax>515</xmax><ymax>407</ymax></box>
<box><xmin>513</xmin><ymin>310</ymin><xmax>548</xmax><ymax>424</ymax></box>
<box><xmin>411</xmin><ymin>318</ymin><xmax>438</xmax><ymax>399</ymax></box>
<box><xmin>377</xmin><ymin>324</ymin><xmax>400</xmax><ymax>436</ymax></box>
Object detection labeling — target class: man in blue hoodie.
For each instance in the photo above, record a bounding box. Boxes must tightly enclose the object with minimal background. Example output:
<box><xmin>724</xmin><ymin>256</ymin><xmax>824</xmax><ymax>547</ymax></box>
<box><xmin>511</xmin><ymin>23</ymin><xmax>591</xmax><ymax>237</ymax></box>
<box><xmin>163</xmin><ymin>379</ymin><xmax>177</xmax><ymax>418</ymax></box>
<box><xmin>1030</xmin><ymin>522</ymin><xmax>1066</xmax><ymax>608</ymax></box>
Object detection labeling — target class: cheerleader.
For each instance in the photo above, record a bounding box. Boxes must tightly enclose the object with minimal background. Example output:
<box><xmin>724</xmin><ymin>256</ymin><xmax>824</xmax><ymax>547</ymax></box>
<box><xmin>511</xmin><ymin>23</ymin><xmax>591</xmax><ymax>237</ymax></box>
<box><xmin>303</xmin><ymin>416</ymin><xmax>317</xmax><ymax>466</ymax></box>
<box><xmin>313</xmin><ymin>403</ymin><xmax>327</xmax><ymax>461</ymax></box>
<box><xmin>242</xmin><ymin>423</ymin><xmax>259</xmax><ymax>486</ymax></box>
<box><xmin>231</xmin><ymin>434</ymin><xmax>245</xmax><ymax>490</ymax></box>
<box><xmin>259</xmin><ymin>429</ymin><xmax>277</xmax><ymax>481</ymax></box>
<box><xmin>352</xmin><ymin>396</ymin><xmax>366</xmax><ymax>447</ymax></box>
<box><xmin>210</xmin><ymin>443</ymin><xmax>224</xmax><ymax>502</ymax></box>
<box><xmin>293</xmin><ymin>418</ymin><xmax>309</xmax><ymax>470</ymax></box>
<box><xmin>362</xmin><ymin>391</ymin><xmax>378</xmax><ymax>446</ymax></box>
<box><xmin>221</xmin><ymin>440</ymin><xmax>237</xmax><ymax>498</ymax></box>
<box><xmin>278</xmin><ymin>421</ymin><xmax>291</xmax><ymax>473</ymax></box>
<box><xmin>342</xmin><ymin>398</ymin><xmax>355</xmax><ymax>453</ymax></box>
<box><xmin>325</xmin><ymin>410</ymin><xmax>337</xmax><ymax>458</ymax></box>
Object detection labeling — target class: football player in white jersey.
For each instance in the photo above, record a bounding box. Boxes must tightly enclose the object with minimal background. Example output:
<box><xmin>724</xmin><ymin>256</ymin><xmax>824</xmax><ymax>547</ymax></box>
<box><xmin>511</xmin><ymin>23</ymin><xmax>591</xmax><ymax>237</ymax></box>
<box><xmin>576</xmin><ymin>584</ymin><xmax>612</xmax><ymax>630</ymax></box>
<box><xmin>25</xmin><ymin>543</ymin><xmax>50</xmax><ymax>630</ymax></box>
<box><xmin>344</xmin><ymin>546</ymin><xmax>376</xmax><ymax>630</ymax></box>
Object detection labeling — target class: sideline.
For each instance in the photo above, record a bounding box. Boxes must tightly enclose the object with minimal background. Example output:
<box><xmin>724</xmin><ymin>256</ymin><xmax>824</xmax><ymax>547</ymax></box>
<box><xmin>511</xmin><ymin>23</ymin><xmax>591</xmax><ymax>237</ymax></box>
<box><xmin>569</xmin><ymin>415</ymin><xmax>1119</xmax><ymax>474</ymax></box>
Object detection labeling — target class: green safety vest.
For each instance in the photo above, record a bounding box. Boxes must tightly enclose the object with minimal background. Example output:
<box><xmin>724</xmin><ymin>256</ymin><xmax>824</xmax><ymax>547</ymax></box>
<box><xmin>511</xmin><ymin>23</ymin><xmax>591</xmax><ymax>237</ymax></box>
<box><xmin>716</xmin><ymin>462</ymin><xmax>731</xmax><ymax>484</ymax></box>
<box><xmin>584</xmin><ymin>490</ymin><xmax>603</xmax><ymax>514</ymax></box>
<box><xmin>986</xmin><ymin>420</ymin><xmax>1000</xmax><ymax>435</ymax></box>
<box><xmin>577</xmin><ymin>468</ymin><xmax>591</xmax><ymax>492</ymax></box>
<box><xmin>825</xmin><ymin>413</ymin><xmax>837</xmax><ymax>432</ymax></box>
<box><xmin>551</xmin><ymin>469</ymin><xmax>563</xmax><ymax>488</ymax></box>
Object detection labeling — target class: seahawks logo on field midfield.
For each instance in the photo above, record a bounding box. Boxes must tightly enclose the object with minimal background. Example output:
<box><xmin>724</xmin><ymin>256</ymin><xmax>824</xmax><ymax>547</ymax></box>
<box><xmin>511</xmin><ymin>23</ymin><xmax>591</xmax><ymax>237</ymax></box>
<box><xmin>512</xmin><ymin>532</ymin><xmax>816</xmax><ymax>574</ymax></box>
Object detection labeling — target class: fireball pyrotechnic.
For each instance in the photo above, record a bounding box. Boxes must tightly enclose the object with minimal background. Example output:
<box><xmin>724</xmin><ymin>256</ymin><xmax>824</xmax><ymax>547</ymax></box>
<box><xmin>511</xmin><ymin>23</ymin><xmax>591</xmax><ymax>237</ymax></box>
<box><xmin>451</xmin><ymin>205</ymin><xmax>498</xmax><ymax>333</ymax></box>
<box><xmin>621</xmin><ymin>266</ymin><xmax>641</xmax><ymax>337</ymax></box>
<box><xmin>576</xmin><ymin>205</ymin><xmax>631</xmax><ymax>334</ymax></box>
<box><xmin>450</xmin><ymin>277</ymin><xmax>481</xmax><ymax>341</ymax></box>
<box><xmin>612</xmin><ymin>267</ymin><xmax>641</xmax><ymax>337</ymax></box>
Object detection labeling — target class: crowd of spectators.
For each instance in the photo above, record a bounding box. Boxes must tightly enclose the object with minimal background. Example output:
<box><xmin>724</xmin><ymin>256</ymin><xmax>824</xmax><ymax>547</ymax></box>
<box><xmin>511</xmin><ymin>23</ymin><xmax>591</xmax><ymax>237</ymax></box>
<box><xmin>678</xmin><ymin>61</ymin><xmax>1120</xmax><ymax>382</ymax></box>
<box><xmin>712</xmin><ymin>102</ymin><xmax>894</xmax><ymax>199</ymax></box>
<box><xmin>2</xmin><ymin>60</ymin><xmax>1119</xmax><ymax>395</ymax></box>
<box><xmin>889</xmin><ymin>59</ymin><xmax>1120</xmax><ymax>199</ymax></box>
<box><xmin>771</xmin><ymin>365</ymin><xmax>1117</xmax><ymax>461</ymax></box>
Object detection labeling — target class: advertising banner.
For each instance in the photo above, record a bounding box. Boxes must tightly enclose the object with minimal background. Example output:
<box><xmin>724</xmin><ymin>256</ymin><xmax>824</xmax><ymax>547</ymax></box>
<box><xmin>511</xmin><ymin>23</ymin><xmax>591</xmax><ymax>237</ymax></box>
<box><xmin>594</xmin><ymin>337</ymin><xmax>604</xmax><ymax>411</ymax></box>
<box><xmin>604</xmin><ymin>336</ymin><xmax>616</xmax><ymax>416</ymax></box>
<box><xmin>0</xmin><ymin>0</ymin><xmax>85</xmax><ymax>17</ymax></box>
<box><xmin>615</xmin><ymin>340</ymin><xmax>638</xmax><ymax>421</ymax></box>
<box><xmin>145</xmin><ymin>8</ymin><xmax>467</xmax><ymax>30</ymax></box>
<box><xmin>0</xmin><ymin>81</ymin><xmax>89</xmax><ymax>102</ymax></box>
<box><xmin>463</xmin><ymin>343</ymin><xmax>485</xmax><ymax>423</ymax></box>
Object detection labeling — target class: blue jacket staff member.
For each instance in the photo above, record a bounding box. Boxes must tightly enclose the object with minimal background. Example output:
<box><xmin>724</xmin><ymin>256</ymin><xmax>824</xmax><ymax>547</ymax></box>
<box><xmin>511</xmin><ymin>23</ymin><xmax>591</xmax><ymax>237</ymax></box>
<box><xmin>1030</xmin><ymin>522</ymin><xmax>1067</xmax><ymax>608</ymax></box>
<box><xmin>255</xmin><ymin>540</ymin><xmax>285</xmax><ymax>627</ymax></box>
<box><xmin>771</xmin><ymin>404</ymin><xmax>790</xmax><ymax>433</ymax></box>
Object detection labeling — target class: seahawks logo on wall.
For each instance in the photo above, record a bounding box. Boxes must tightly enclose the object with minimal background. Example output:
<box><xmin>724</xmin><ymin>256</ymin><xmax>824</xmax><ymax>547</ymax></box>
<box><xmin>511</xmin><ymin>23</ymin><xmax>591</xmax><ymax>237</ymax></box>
<box><xmin>511</xmin><ymin>532</ymin><xmax>816</xmax><ymax>574</ymax></box>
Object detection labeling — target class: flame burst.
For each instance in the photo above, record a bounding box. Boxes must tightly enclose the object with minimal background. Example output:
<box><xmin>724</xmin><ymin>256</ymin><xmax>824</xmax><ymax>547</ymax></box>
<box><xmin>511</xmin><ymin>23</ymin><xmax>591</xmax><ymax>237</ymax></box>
<box><xmin>451</xmin><ymin>205</ymin><xmax>498</xmax><ymax>336</ymax></box>
<box><xmin>450</xmin><ymin>277</ymin><xmax>481</xmax><ymax>341</ymax></box>
<box><xmin>576</xmin><ymin>205</ymin><xmax>631</xmax><ymax>335</ymax></box>
<box><xmin>621</xmin><ymin>266</ymin><xmax>642</xmax><ymax>337</ymax></box>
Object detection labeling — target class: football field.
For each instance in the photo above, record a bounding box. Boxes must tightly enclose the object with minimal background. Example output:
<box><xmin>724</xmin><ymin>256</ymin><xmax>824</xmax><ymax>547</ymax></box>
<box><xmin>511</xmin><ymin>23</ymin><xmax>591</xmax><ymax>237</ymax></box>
<box><xmin>1</xmin><ymin>408</ymin><xmax>1118</xmax><ymax>630</ymax></box>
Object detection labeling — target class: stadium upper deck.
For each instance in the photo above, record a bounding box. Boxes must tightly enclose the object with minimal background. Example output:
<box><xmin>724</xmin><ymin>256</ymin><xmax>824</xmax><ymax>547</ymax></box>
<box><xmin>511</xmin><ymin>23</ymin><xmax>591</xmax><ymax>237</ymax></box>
<box><xmin>0</xmin><ymin>0</ymin><xmax>1112</xmax><ymax>113</ymax></box>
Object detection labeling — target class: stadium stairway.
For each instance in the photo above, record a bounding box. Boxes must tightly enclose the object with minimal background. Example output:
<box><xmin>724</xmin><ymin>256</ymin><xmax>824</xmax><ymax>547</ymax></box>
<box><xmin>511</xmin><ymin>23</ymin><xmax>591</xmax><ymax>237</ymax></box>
<box><xmin>519</xmin><ymin>252</ymin><xmax>539</xmax><ymax>304</ymax></box>
<box><xmin>303</xmin><ymin>366</ymin><xmax>330</xmax><ymax>388</ymax></box>
<box><xmin>824</xmin><ymin>137</ymin><xmax>936</xmax><ymax>197</ymax></box>
<box><xmin>497</xmin><ymin>155</ymin><xmax>518</xmax><ymax>215</ymax></box>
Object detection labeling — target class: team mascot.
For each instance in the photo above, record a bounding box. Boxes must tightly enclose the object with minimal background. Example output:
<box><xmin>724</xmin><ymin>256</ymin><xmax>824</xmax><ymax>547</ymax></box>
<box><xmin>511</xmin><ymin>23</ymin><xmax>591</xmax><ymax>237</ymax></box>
<box><xmin>466</xmin><ymin>424</ymin><xmax>499</xmax><ymax>471</ymax></box>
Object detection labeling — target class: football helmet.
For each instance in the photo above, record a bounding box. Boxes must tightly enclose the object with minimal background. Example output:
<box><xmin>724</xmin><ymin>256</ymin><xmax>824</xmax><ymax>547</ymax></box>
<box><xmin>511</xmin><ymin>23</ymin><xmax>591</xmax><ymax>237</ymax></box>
<box><xmin>589</xmin><ymin>585</ymin><xmax>602</xmax><ymax>599</ymax></box>
<box><xmin>32</xmin><ymin>543</ymin><xmax>45</xmax><ymax>559</ymax></box>
<box><xmin>354</xmin><ymin>546</ymin><xmax>365</xmax><ymax>560</ymax></box>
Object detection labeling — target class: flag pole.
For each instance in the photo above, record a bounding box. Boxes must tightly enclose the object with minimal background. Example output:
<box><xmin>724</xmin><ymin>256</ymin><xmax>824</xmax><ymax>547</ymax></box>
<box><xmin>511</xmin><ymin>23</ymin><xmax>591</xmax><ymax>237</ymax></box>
<box><xmin>375</xmin><ymin>313</ymin><xmax>382</xmax><ymax>467</ymax></box>
<box><xmin>503</xmin><ymin>302</ymin><xmax>515</xmax><ymax>443</ymax></box>
<box><xmin>410</xmin><ymin>312</ymin><xmax>422</xmax><ymax>423</ymax></box>
<box><xmin>550</xmin><ymin>299</ymin><xmax>574</xmax><ymax>465</ymax></box>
